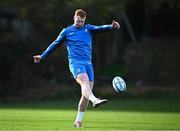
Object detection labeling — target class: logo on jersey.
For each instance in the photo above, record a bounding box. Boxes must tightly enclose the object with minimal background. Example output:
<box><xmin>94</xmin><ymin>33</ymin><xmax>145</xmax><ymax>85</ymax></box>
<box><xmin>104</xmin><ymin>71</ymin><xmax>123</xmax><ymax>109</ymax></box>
<box><xmin>69</xmin><ymin>32</ymin><xmax>75</xmax><ymax>35</ymax></box>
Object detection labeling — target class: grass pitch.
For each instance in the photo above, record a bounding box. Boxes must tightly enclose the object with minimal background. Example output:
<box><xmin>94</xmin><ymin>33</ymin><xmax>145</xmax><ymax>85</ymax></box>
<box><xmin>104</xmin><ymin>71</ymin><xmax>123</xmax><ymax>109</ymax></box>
<box><xmin>0</xmin><ymin>99</ymin><xmax>180</xmax><ymax>130</ymax></box>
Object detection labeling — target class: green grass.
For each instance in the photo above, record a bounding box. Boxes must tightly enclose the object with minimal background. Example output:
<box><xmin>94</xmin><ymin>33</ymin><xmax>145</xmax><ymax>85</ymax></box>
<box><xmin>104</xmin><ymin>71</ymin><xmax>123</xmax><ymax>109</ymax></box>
<box><xmin>0</xmin><ymin>99</ymin><xmax>180</xmax><ymax>130</ymax></box>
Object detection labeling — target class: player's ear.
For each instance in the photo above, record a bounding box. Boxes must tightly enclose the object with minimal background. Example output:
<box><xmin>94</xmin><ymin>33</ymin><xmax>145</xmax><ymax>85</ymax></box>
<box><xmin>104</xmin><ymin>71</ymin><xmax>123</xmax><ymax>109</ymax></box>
<box><xmin>73</xmin><ymin>15</ymin><xmax>77</xmax><ymax>21</ymax></box>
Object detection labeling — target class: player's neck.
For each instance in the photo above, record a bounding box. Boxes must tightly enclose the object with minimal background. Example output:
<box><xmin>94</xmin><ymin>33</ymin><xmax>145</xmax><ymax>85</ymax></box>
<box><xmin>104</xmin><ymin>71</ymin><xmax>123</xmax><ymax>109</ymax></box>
<box><xmin>73</xmin><ymin>24</ymin><xmax>84</xmax><ymax>29</ymax></box>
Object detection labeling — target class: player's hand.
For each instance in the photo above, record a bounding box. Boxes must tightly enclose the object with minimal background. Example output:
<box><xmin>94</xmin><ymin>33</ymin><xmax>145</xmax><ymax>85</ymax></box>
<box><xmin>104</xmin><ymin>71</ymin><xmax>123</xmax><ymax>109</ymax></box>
<box><xmin>33</xmin><ymin>55</ymin><xmax>41</xmax><ymax>63</ymax></box>
<box><xmin>112</xmin><ymin>20</ymin><xmax>120</xmax><ymax>29</ymax></box>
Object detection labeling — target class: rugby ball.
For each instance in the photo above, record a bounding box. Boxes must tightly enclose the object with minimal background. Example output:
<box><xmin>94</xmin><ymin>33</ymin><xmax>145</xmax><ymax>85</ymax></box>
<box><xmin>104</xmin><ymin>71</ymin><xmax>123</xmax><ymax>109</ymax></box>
<box><xmin>112</xmin><ymin>76</ymin><xmax>126</xmax><ymax>92</ymax></box>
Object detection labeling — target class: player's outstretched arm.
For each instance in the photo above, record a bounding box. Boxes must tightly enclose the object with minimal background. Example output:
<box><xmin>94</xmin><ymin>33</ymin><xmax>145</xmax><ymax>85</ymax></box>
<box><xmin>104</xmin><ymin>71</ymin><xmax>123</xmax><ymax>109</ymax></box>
<box><xmin>33</xmin><ymin>28</ymin><xmax>67</xmax><ymax>62</ymax></box>
<box><xmin>33</xmin><ymin>55</ymin><xmax>41</xmax><ymax>63</ymax></box>
<box><xmin>112</xmin><ymin>20</ymin><xmax>120</xmax><ymax>29</ymax></box>
<box><xmin>87</xmin><ymin>20</ymin><xmax>120</xmax><ymax>32</ymax></box>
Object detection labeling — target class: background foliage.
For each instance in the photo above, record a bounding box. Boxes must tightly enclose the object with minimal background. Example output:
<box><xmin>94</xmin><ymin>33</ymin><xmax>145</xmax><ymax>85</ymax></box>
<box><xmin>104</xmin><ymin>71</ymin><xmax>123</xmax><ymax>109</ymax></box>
<box><xmin>0</xmin><ymin>0</ymin><xmax>179</xmax><ymax>101</ymax></box>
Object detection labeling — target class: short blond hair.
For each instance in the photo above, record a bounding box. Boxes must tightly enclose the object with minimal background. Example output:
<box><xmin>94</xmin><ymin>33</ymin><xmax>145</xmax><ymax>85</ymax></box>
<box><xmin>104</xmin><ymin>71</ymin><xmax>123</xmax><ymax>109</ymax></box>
<box><xmin>74</xmin><ymin>9</ymin><xmax>86</xmax><ymax>18</ymax></box>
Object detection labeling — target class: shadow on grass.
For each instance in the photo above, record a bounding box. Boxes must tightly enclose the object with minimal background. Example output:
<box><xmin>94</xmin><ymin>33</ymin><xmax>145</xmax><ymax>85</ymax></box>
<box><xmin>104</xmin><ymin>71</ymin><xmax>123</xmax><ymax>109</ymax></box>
<box><xmin>0</xmin><ymin>98</ymin><xmax>180</xmax><ymax>113</ymax></box>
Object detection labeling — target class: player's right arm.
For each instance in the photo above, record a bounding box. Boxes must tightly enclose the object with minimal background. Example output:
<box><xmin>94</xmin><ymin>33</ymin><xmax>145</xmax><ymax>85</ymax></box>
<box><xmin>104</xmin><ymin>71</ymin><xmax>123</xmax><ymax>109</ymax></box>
<box><xmin>33</xmin><ymin>55</ymin><xmax>41</xmax><ymax>63</ymax></box>
<box><xmin>33</xmin><ymin>28</ymin><xmax>66</xmax><ymax>63</ymax></box>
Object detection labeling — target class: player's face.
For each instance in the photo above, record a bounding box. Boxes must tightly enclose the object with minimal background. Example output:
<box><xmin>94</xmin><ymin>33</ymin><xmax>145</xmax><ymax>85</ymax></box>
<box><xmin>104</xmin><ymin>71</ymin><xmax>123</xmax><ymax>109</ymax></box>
<box><xmin>74</xmin><ymin>15</ymin><xmax>86</xmax><ymax>28</ymax></box>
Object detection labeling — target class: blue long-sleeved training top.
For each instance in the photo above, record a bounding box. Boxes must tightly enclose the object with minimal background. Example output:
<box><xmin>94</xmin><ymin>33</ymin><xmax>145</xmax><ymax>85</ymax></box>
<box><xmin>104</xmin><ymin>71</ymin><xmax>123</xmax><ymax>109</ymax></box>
<box><xmin>40</xmin><ymin>24</ymin><xmax>113</xmax><ymax>62</ymax></box>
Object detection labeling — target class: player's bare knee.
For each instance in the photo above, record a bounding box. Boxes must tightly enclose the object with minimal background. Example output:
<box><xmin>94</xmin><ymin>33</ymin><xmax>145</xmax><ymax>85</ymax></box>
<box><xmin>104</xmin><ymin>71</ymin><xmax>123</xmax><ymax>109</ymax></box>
<box><xmin>77</xmin><ymin>73</ymin><xmax>89</xmax><ymax>84</ymax></box>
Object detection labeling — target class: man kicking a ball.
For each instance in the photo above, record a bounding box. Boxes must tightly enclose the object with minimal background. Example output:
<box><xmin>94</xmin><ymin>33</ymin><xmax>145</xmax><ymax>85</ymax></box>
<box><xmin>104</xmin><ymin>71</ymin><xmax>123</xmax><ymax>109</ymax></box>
<box><xmin>33</xmin><ymin>9</ymin><xmax>120</xmax><ymax>128</ymax></box>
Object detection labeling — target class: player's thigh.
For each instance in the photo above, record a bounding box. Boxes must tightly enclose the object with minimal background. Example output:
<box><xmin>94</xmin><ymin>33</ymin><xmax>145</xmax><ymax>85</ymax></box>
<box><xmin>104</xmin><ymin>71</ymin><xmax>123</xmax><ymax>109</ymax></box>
<box><xmin>89</xmin><ymin>81</ymin><xmax>94</xmax><ymax>90</ymax></box>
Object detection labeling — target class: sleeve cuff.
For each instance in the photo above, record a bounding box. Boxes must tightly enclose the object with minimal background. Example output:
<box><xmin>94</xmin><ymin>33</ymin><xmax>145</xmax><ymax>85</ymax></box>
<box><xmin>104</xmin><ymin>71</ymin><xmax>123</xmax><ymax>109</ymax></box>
<box><xmin>109</xmin><ymin>25</ymin><xmax>113</xmax><ymax>29</ymax></box>
<box><xmin>40</xmin><ymin>54</ymin><xmax>46</xmax><ymax>60</ymax></box>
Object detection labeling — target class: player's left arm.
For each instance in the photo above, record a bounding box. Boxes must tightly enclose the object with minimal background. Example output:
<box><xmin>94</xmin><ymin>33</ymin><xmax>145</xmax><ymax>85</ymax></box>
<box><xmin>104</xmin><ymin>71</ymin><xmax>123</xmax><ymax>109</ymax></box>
<box><xmin>87</xmin><ymin>20</ymin><xmax>120</xmax><ymax>32</ymax></box>
<box><xmin>112</xmin><ymin>20</ymin><xmax>120</xmax><ymax>29</ymax></box>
